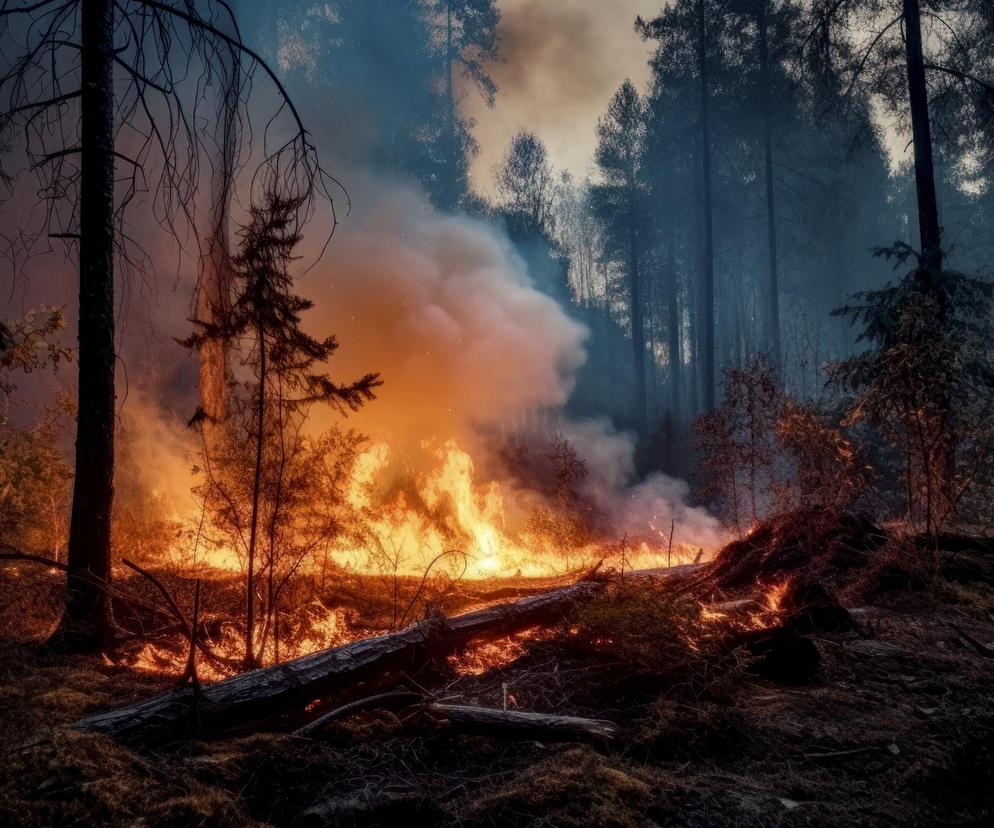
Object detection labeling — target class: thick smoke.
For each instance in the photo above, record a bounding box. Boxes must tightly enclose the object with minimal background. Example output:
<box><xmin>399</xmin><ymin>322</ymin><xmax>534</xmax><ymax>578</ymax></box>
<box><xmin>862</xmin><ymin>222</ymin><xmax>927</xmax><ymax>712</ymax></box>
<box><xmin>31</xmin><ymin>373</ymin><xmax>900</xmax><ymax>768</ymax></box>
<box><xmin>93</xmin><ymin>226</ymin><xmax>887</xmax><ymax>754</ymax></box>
<box><xmin>562</xmin><ymin>418</ymin><xmax>725</xmax><ymax>551</ymax></box>
<box><xmin>295</xmin><ymin>177</ymin><xmax>725</xmax><ymax>551</ymax></box>
<box><xmin>300</xmin><ymin>180</ymin><xmax>588</xmax><ymax>447</ymax></box>
<box><xmin>461</xmin><ymin>0</ymin><xmax>659</xmax><ymax>189</ymax></box>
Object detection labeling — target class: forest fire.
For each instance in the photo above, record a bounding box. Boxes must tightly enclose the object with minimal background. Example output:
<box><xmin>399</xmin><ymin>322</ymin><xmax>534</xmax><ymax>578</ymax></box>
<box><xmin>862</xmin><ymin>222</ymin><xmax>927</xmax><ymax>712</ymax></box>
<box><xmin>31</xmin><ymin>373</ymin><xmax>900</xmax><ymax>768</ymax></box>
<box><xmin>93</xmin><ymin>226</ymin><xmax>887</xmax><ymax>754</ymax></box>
<box><xmin>5</xmin><ymin>0</ymin><xmax>994</xmax><ymax>823</ymax></box>
<box><xmin>333</xmin><ymin>438</ymin><xmax>710</xmax><ymax>579</ymax></box>
<box><xmin>158</xmin><ymin>435</ymin><xmax>711</xmax><ymax>583</ymax></box>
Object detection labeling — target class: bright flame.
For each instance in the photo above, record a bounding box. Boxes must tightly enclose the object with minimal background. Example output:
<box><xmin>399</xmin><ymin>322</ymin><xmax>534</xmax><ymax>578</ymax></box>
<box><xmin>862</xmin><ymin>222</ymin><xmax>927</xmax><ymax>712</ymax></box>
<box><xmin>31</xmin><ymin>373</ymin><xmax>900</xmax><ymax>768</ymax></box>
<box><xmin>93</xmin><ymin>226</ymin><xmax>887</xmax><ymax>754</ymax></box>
<box><xmin>764</xmin><ymin>581</ymin><xmax>789</xmax><ymax>614</ymax></box>
<box><xmin>332</xmin><ymin>439</ymin><xmax>708</xmax><ymax>579</ymax></box>
<box><xmin>154</xmin><ymin>433</ymin><xmax>715</xmax><ymax>582</ymax></box>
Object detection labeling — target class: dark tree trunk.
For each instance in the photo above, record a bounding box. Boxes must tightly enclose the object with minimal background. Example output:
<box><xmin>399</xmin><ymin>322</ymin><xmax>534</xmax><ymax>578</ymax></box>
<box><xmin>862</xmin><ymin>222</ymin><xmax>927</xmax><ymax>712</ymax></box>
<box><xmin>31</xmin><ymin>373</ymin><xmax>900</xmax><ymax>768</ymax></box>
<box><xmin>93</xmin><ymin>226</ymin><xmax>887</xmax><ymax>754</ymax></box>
<box><xmin>440</xmin><ymin>0</ymin><xmax>460</xmax><ymax>211</ymax></box>
<box><xmin>628</xmin><ymin>187</ymin><xmax>648</xmax><ymax>432</ymax></box>
<box><xmin>56</xmin><ymin>0</ymin><xmax>116</xmax><ymax>652</ymax></box>
<box><xmin>245</xmin><ymin>320</ymin><xmax>266</xmax><ymax>669</ymax></box>
<box><xmin>666</xmin><ymin>234</ymin><xmax>682</xmax><ymax>420</ymax></box>
<box><xmin>902</xmin><ymin>0</ymin><xmax>942</xmax><ymax>274</ymax></box>
<box><xmin>903</xmin><ymin>0</ymin><xmax>952</xmax><ymax>508</ymax></box>
<box><xmin>697</xmin><ymin>1</ymin><xmax>716</xmax><ymax>410</ymax></box>
<box><xmin>758</xmin><ymin>0</ymin><xmax>781</xmax><ymax>360</ymax></box>
<box><xmin>195</xmin><ymin>46</ymin><xmax>239</xmax><ymax>436</ymax></box>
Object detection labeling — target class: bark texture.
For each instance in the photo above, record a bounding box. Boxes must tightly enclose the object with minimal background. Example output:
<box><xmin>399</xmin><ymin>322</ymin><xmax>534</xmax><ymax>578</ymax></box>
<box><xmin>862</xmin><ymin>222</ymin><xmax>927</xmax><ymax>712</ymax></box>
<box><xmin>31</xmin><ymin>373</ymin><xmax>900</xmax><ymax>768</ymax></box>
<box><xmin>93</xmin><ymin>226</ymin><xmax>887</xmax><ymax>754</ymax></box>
<box><xmin>58</xmin><ymin>0</ymin><xmax>116</xmax><ymax>652</ymax></box>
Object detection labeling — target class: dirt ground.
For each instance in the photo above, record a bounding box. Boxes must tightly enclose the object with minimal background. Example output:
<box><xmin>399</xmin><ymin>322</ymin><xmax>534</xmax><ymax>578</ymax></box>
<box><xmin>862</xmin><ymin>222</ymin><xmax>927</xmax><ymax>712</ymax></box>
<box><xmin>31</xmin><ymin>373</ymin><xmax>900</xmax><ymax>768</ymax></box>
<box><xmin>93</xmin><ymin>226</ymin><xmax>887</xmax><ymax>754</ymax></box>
<box><xmin>1</xmin><ymin>520</ymin><xmax>993</xmax><ymax>827</ymax></box>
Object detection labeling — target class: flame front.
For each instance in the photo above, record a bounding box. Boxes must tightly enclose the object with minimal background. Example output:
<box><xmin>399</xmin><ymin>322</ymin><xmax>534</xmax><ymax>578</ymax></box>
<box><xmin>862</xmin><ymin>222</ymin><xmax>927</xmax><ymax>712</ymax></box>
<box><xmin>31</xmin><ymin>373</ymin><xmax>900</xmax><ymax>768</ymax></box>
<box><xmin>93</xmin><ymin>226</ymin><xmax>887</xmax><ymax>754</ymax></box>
<box><xmin>338</xmin><ymin>440</ymin><xmax>556</xmax><ymax>578</ymax></box>
<box><xmin>332</xmin><ymin>439</ymin><xmax>705</xmax><ymax>578</ymax></box>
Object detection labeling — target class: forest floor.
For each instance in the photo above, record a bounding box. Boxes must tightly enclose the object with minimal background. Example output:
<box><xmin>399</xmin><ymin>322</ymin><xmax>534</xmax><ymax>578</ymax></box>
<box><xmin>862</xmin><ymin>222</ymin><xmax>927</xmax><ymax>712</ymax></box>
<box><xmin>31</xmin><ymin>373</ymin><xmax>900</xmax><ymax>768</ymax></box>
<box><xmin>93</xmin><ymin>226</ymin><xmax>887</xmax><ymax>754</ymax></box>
<box><xmin>1</xmin><ymin>513</ymin><xmax>993</xmax><ymax>827</ymax></box>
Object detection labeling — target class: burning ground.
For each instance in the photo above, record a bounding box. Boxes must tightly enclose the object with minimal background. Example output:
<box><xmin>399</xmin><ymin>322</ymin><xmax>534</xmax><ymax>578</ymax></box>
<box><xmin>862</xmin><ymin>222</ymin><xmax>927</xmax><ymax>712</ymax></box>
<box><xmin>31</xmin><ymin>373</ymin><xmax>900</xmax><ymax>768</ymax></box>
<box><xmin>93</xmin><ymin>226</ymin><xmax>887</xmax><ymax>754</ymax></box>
<box><xmin>2</xmin><ymin>508</ymin><xmax>994</xmax><ymax>826</ymax></box>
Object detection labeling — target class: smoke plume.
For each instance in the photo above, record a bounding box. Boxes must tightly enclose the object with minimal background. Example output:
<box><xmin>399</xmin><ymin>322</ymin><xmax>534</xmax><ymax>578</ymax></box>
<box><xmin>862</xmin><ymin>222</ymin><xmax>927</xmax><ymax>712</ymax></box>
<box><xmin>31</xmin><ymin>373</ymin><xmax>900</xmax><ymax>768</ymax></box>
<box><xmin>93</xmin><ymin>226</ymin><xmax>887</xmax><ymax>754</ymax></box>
<box><xmin>300</xmin><ymin>180</ymin><xmax>588</xmax><ymax>447</ymax></box>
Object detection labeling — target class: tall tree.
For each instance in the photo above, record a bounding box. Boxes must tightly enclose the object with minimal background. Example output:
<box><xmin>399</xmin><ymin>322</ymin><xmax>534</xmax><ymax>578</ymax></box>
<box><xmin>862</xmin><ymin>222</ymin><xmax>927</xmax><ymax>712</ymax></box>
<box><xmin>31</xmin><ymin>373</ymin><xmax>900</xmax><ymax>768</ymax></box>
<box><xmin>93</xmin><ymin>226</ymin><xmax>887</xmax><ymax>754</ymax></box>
<box><xmin>195</xmin><ymin>33</ymin><xmax>242</xmax><ymax>445</ymax></box>
<box><xmin>592</xmin><ymin>81</ymin><xmax>649</xmax><ymax>431</ymax></box>
<box><xmin>495</xmin><ymin>130</ymin><xmax>554</xmax><ymax>231</ymax></box>
<box><xmin>58</xmin><ymin>0</ymin><xmax>118</xmax><ymax>650</ymax></box>
<box><xmin>755</xmin><ymin>0</ymin><xmax>781</xmax><ymax>358</ymax></box>
<box><xmin>1</xmin><ymin>0</ymin><xmax>330</xmax><ymax>651</ymax></box>
<box><xmin>640</xmin><ymin>1</ymin><xmax>722</xmax><ymax>411</ymax></box>
<box><xmin>902</xmin><ymin>0</ymin><xmax>942</xmax><ymax>274</ymax></box>
<box><xmin>429</xmin><ymin>0</ymin><xmax>500</xmax><ymax>209</ymax></box>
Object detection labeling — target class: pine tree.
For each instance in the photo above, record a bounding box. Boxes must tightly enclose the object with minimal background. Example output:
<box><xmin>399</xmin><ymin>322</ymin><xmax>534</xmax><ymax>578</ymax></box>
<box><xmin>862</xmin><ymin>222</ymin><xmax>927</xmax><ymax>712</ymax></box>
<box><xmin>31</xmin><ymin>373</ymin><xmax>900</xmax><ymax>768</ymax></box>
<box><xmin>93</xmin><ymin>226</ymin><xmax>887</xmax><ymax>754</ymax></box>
<box><xmin>183</xmin><ymin>193</ymin><xmax>380</xmax><ymax>667</ymax></box>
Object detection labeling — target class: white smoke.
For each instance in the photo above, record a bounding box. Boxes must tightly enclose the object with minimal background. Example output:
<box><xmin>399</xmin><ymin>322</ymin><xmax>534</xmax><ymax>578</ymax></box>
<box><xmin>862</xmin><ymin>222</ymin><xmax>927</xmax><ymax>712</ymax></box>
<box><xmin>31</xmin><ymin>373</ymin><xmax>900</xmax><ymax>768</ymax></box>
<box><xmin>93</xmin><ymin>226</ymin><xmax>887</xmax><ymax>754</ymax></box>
<box><xmin>300</xmin><ymin>180</ymin><xmax>588</xmax><ymax>447</ymax></box>
<box><xmin>563</xmin><ymin>418</ymin><xmax>725</xmax><ymax>551</ymax></box>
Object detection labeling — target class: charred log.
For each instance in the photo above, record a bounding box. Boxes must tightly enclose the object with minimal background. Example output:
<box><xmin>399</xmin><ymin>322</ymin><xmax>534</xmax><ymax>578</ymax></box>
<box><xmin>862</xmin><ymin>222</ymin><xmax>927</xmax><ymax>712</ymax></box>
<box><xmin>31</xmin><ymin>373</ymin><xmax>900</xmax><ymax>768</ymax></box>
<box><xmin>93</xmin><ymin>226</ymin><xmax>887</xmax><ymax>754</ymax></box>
<box><xmin>74</xmin><ymin>579</ymin><xmax>605</xmax><ymax>744</ymax></box>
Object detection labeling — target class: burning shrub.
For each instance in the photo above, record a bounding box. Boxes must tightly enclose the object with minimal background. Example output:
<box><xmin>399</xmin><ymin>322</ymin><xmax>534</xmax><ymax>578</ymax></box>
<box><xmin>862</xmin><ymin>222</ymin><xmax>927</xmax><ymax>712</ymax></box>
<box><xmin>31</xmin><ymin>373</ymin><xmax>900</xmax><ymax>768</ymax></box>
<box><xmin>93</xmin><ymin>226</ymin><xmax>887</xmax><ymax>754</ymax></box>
<box><xmin>0</xmin><ymin>307</ymin><xmax>72</xmax><ymax>399</ymax></box>
<box><xmin>498</xmin><ymin>428</ymin><xmax>594</xmax><ymax>570</ymax></box>
<box><xmin>852</xmin><ymin>533</ymin><xmax>937</xmax><ymax>601</ymax></box>
<box><xmin>701</xmin><ymin>506</ymin><xmax>888</xmax><ymax>594</ymax></box>
<box><xmin>0</xmin><ymin>310</ymin><xmax>73</xmax><ymax>556</ymax></box>
<box><xmin>775</xmin><ymin>398</ymin><xmax>873</xmax><ymax>512</ymax></box>
<box><xmin>828</xmin><ymin>252</ymin><xmax>994</xmax><ymax>535</ymax></box>
<box><xmin>564</xmin><ymin>580</ymin><xmax>746</xmax><ymax>703</ymax></box>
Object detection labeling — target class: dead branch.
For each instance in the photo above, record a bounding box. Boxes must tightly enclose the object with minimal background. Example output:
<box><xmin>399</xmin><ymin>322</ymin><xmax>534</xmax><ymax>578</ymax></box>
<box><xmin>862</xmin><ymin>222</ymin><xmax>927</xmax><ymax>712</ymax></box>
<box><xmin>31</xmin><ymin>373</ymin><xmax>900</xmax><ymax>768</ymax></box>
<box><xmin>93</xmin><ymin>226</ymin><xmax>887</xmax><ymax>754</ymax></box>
<box><xmin>0</xmin><ymin>550</ymin><xmax>67</xmax><ymax>570</ymax></box>
<box><xmin>428</xmin><ymin>704</ymin><xmax>619</xmax><ymax>743</ymax></box>
<box><xmin>294</xmin><ymin>689</ymin><xmax>425</xmax><ymax>738</ymax></box>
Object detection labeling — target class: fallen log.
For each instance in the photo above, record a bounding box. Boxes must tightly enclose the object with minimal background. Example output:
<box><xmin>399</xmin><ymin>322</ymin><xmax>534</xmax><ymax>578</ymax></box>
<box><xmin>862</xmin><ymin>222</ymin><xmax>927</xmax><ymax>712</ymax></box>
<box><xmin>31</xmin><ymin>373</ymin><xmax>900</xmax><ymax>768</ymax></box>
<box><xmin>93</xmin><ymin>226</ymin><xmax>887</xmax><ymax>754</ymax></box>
<box><xmin>428</xmin><ymin>703</ymin><xmax>619</xmax><ymax>743</ymax></box>
<box><xmin>75</xmin><ymin>565</ymin><xmax>700</xmax><ymax>744</ymax></box>
<box><xmin>66</xmin><ymin>577</ymin><xmax>605</xmax><ymax>742</ymax></box>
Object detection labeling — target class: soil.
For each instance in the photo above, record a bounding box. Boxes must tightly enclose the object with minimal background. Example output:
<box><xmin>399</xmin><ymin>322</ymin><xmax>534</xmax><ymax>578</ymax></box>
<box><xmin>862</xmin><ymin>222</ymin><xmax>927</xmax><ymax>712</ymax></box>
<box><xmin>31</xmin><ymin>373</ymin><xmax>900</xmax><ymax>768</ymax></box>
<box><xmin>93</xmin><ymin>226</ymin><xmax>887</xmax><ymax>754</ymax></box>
<box><xmin>1</xmin><ymin>519</ymin><xmax>993</xmax><ymax>826</ymax></box>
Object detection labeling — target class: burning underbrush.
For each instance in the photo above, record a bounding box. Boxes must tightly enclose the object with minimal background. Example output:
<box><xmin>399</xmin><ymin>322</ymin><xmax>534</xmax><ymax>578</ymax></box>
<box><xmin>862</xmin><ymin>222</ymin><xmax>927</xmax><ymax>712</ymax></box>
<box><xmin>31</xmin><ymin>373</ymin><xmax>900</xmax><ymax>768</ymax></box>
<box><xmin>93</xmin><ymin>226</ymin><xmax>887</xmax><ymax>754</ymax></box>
<box><xmin>3</xmin><ymin>508</ymin><xmax>994</xmax><ymax>826</ymax></box>
<box><xmin>45</xmin><ymin>415</ymin><xmax>722</xmax><ymax>677</ymax></box>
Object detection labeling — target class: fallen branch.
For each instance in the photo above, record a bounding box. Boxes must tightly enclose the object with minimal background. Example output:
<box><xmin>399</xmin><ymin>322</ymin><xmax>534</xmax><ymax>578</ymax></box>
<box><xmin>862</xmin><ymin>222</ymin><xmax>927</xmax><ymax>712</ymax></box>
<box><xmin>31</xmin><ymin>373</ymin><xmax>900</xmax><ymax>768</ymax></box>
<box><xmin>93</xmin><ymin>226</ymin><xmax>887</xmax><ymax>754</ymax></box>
<box><xmin>0</xmin><ymin>550</ymin><xmax>67</xmax><ymax>570</ymax></box>
<box><xmin>74</xmin><ymin>566</ymin><xmax>701</xmax><ymax>744</ymax></box>
<box><xmin>294</xmin><ymin>689</ymin><xmax>424</xmax><ymax>737</ymax></box>
<box><xmin>428</xmin><ymin>703</ymin><xmax>619</xmax><ymax>743</ymax></box>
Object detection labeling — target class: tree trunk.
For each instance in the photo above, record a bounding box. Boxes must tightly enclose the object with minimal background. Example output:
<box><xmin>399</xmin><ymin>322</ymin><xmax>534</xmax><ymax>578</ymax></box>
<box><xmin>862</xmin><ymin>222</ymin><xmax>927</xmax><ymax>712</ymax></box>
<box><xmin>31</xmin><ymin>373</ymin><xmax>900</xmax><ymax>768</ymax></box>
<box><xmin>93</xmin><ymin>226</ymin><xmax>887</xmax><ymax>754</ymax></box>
<box><xmin>902</xmin><ymin>0</ymin><xmax>942</xmax><ymax>274</ymax></box>
<box><xmin>666</xmin><ymin>234</ymin><xmax>682</xmax><ymax>420</ymax></box>
<box><xmin>903</xmin><ymin>0</ymin><xmax>953</xmax><ymax>504</ymax></box>
<box><xmin>758</xmin><ymin>0</ymin><xmax>781</xmax><ymax>361</ymax></box>
<box><xmin>628</xmin><ymin>187</ymin><xmax>648</xmax><ymax>432</ymax></box>
<box><xmin>245</xmin><ymin>320</ymin><xmax>266</xmax><ymax>669</ymax></box>
<box><xmin>442</xmin><ymin>0</ymin><xmax>459</xmax><ymax>210</ymax></box>
<box><xmin>194</xmin><ymin>46</ymin><xmax>239</xmax><ymax>439</ymax></box>
<box><xmin>698</xmin><ymin>1</ymin><xmax>716</xmax><ymax>410</ymax></box>
<box><xmin>56</xmin><ymin>0</ymin><xmax>116</xmax><ymax>652</ymax></box>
